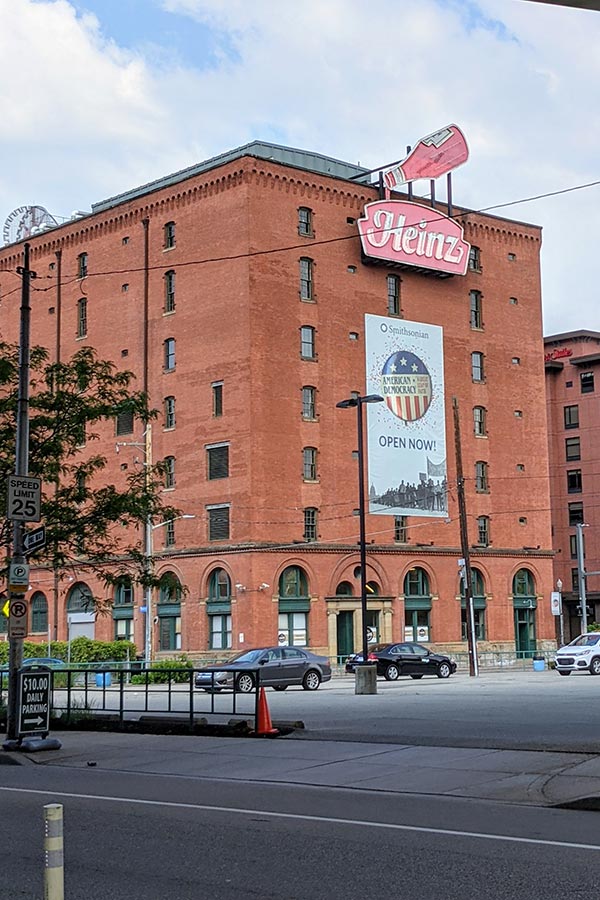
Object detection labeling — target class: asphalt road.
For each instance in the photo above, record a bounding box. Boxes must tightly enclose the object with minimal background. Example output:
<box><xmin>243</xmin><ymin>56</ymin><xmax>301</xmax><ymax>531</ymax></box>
<box><xmin>57</xmin><ymin>668</ymin><xmax>600</xmax><ymax>752</ymax></box>
<box><xmin>1</xmin><ymin>764</ymin><xmax>599</xmax><ymax>899</ymax></box>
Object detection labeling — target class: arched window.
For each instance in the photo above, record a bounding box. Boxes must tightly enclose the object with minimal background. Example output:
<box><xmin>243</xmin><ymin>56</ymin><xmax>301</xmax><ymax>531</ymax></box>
<box><xmin>31</xmin><ymin>592</ymin><xmax>48</xmax><ymax>634</ymax></box>
<box><xmin>208</xmin><ymin>568</ymin><xmax>231</xmax><ymax>601</ymax></box>
<box><xmin>278</xmin><ymin>566</ymin><xmax>309</xmax><ymax>647</ymax></box>
<box><xmin>366</xmin><ymin>581</ymin><xmax>380</xmax><ymax>596</ymax></box>
<box><xmin>460</xmin><ymin>568</ymin><xmax>486</xmax><ymax>640</ymax></box>
<box><xmin>67</xmin><ymin>583</ymin><xmax>94</xmax><ymax>613</ymax></box>
<box><xmin>403</xmin><ymin>567</ymin><xmax>432</xmax><ymax>642</ymax></box>
<box><xmin>336</xmin><ymin>581</ymin><xmax>354</xmax><ymax>596</ymax></box>
<box><xmin>157</xmin><ymin>572</ymin><xmax>182</xmax><ymax>651</ymax></box>
<box><xmin>513</xmin><ymin>568</ymin><xmax>537</xmax><ymax>658</ymax></box>
<box><xmin>207</xmin><ymin>569</ymin><xmax>232</xmax><ymax>650</ymax></box>
<box><xmin>113</xmin><ymin>577</ymin><xmax>133</xmax><ymax>641</ymax></box>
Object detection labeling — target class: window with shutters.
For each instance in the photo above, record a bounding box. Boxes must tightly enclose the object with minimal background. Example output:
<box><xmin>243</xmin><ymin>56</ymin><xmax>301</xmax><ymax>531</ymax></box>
<box><xmin>472</xmin><ymin>352</ymin><xmax>484</xmax><ymax>382</ymax></box>
<box><xmin>116</xmin><ymin>408</ymin><xmax>134</xmax><ymax>436</ymax></box>
<box><xmin>299</xmin><ymin>257</ymin><xmax>314</xmax><ymax>301</ymax></box>
<box><xmin>302</xmin><ymin>386</ymin><xmax>316</xmax><ymax>420</ymax></box>
<box><xmin>475</xmin><ymin>460</ymin><xmax>489</xmax><ymax>492</ymax></box>
<box><xmin>208</xmin><ymin>505</ymin><xmax>230</xmax><ymax>541</ymax></box>
<box><xmin>303</xmin><ymin>447</ymin><xmax>318</xmax><ymax>481</ymax></box>
<box><xmin>164</xmin><ymin>396</ymin><xmax>176</xmax><ymax>429</ymax></box>
<box><xmin>473</xmin><ymin>406</ymin><xmax>487</xmax><ymax>436</ymax></box>
<box><xmin>207</xmin><ymin>444</ymin><xmax>229</xmax><ymax>480</ymax></box>
<box><xmin>301</xmin><ymin>326</ymin><xmax>316</xmax><ymax>359</ymax></box>
<box><xmin>298</xmin><ymin>207</ymin><xmax>313</xmax><ymax>237</ymax></box>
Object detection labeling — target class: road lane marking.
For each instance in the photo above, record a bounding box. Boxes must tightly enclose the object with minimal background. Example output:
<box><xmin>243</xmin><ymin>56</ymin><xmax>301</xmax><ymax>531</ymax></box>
<box><xmin>0</xmin><ymin>785</ymin><xmax>598</xmax><ymax>852</ymax></box>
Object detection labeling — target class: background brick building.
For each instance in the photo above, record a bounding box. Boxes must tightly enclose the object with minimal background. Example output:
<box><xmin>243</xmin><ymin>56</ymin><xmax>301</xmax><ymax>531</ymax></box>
<box><xmin>0</xmin><ymin>141</ymin><xmax>556</xmax><ymax>661</ymax></box>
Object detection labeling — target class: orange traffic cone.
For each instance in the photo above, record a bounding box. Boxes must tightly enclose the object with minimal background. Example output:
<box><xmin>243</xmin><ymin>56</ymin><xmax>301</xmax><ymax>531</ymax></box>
<box><xmin>256</xmin><ymin>687</ymin><xmax>279</xmax><ymax>736</ymax></box>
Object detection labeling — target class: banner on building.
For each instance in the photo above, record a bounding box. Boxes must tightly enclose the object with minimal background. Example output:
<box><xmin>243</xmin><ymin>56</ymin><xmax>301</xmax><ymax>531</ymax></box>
<box><xmin>365</xmin><ymin>315</ymin><xmax>447</xmax><ymax>518</ymax></box>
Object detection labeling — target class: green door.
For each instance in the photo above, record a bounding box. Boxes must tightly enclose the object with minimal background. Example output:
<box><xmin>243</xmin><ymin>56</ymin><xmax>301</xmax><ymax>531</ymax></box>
<box><xmin>514</xmin><ymin>608</ymin><xmax>536</xmax><ymax>658</ymax></box>
<box><xmin>337</xmin><ymin>611</ymin><xmax>354</xmax><ymax>664</ymax></box>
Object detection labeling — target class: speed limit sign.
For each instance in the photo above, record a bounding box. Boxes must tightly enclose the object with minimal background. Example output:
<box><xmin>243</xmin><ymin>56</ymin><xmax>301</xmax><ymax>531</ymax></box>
<box><xmin>7</xmin><ymin>475</ymin><xmax>41</xmax><ymax>522</ymax></box>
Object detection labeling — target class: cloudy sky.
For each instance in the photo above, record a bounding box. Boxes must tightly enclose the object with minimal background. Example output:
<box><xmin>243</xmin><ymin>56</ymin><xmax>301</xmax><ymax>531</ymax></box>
<box><xmin>1</xmin><ymin>0</ymin><xmax>598</xmax><ymax>335</ymax></box>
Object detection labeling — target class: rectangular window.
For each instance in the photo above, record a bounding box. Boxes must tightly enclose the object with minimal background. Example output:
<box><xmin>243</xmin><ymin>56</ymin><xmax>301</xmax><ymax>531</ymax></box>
<box><xmin>472</xmin><ymin>351</ymin><xmax>484</xmax><ymax>382</ymax></box>
<box><xmin>115</xmin><ymin>618</ymin><xmax>133</xmax><ymax>641</ymax></box>
<box><xmin>303</xmin><ymin>447</ymin><xmax>317</xmax><ymax>481</ymax></box>
<box><xmin>568</xmin><ymin>501</ymin><xmax>584</xmax><ymax>526</ymax></box>
<box><xmin>564</xmin><ymin>405</ymin><xmax>579</xmax><ymax>429</ymax></box>
<box><xmin>387</xmin><ymin>275</ymin><xmax>401</xmax><ymax>316</ymax></box>
<box><xmin>212</xmin><ymin>381</ymin><xmax>223</xmax><ymax>417</ymax></box>
<box><xmin>581</xmin><ymin>371</ymin><xmax>595</xmax><ymax>394</ymax></box>
<box><xmin>208</xmin><ymin>505</ymin><xmax>230</xmax><ymax>541</ymax></box>
<box><xmin>475</xmin><ymin>461</ymin><xmax>488</xmax><ymax>492</ymax></box>
<box><xmin>468</xmin><ymin>246</ymin><xmax>481</xmax><ymax>271</ymax></box>
<box><xmin>164</xmin><ymin>221</ymin><xmax>176</xmax><ymax>249</ymax></box>
<box><xmin>78</xmin><ymin>252</ymin><xmax>88</xmax><ymax>278</ymax></box>
<box><xmin>115</xmin><ymin>409</ymin><xmax>134</xmax><ymax>436</ymax></box>
<box><xmin>278</xmin><ymin>612</ymin><xmax>307</xmax><ymax>647</ymax></box>
<box><xmin>565</xmin><ymin>437</ymin><xmax>581</xmax><ymax>461</ymax></box>
<box><xmin>300</xmin><ymin>258</ymin><xmax>313</xmax><ymax>301</ymax></box>
<box><xmin>570</xmin><ymin>534</ymin><xmax>578</xmax><ymax>559</ymax></box>
<box><xmin>301</xmin><ymin>326</ymin><xmax>316</xmax><ymax>359</ymax></box>
<box><xmin>209</xmin><ymin>614</ymin><xmax>232</xmax><ymax>650</ymax></box>
<box><xmin>298</xmin><ymin>207</ymin><xmax>313</xmax><ymax>237</ymax></box>
<box><xmin>164</xmin><ymin>270</ymin><xmax>176</xmax><ymax>312</ymax></box>
<box><xmin>469</xmin><ymin>290</ymin><xmax>483</xmax><ymax>328</ymax></box>
<box><xmin>165</xmin><ymin>520</ymin><xmax>175</xmax><ymax>546</ymax></box>
<box><xmin>572</xmin><ymin>568</ymin><xmax>579</xmax><ymax>593</ymax></box>
<box><xmin>473</xmin><ymin>406</ymin><xmax>486</xmax><ymax>436</ymax></box>
<box><xmin>567</xmin><ymin>469</ymin><xmax>582</xmax><ymax>493</ymax></box>
<box><xmin>302</xmin><ymin>386</ymin><xmax>316</xmax><ymax>419</ymax></box>
<box><xmin>164</xmin><ymin>396</ymin><xmax>176</xmax><ymax>429</ymax></box>
<box><xmin>477</xmin><ymin>516</ymin><xmax>490</xmax><ymax>546</ymax></box>
<box><xmin>77</xmin><ymin>297</ymin><xmax>87</xmax><ymax>338</ymax></box>
<box><xmin>304</xmin><ymin>507</ymin><xmax>318</xmax><ymax>541</ymax></box>
<box><xmin>164</xmin><ymin>456</ymin><xmax>175</xmax><ymax>489</ymax></box>
<box><xmin>394</xmin><ymin>515</ymin><xmax>407</xmax><ymax>542</ymax></box>
<box><xmin>164</xmin><ymin>338</ymin><xmax>175</xmax><ymax>371</ymax></box>
<box><xmin>207</xmin><ymin>444</ymin><xmax>229</xmax><ymax>480</ymax></box>
<box><xmin>461</xmin><ymin>608</ymin><xmax>485</xmax><ymax>641</ymax></box>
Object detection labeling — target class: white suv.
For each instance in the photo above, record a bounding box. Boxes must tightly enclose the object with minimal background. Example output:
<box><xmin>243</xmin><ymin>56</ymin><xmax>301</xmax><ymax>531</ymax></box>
<box><xmin>555</xmin><ymin>633</ymin><xmax>600</xmax><ymax>676</ymax></box>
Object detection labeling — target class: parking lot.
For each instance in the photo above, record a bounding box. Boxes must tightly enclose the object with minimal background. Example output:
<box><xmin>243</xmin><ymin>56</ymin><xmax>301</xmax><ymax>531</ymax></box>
<box><xmin>46</xmin><ymin>666</ymin><xmax>600</xmax><ymax>753</ymax></box>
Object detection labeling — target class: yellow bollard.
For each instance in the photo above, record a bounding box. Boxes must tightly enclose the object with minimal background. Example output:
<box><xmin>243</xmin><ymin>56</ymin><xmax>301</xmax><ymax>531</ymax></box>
<box><xmin>44</xmin><ymin>803</ymin><xmax>64</xmax><ymax>900</ymax></box>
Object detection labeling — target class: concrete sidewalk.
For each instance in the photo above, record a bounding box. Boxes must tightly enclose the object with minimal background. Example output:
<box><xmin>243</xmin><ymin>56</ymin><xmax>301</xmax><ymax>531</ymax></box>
<box><xmin>6</xmin><ymin>730</ymin><xmax>600</xmax><ymax>809</ymax></box>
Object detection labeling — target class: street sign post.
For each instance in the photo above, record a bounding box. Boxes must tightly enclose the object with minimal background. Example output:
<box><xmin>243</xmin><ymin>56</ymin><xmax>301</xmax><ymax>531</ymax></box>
<box><xmin>17</xmin><ymin>668</ymin><xmax>51</xmax><ymax>737</ymax></box>
<box><xmin>7</xmin><ymin>474</ymin><xmax>41</xmax><ymax>522</ymax></box>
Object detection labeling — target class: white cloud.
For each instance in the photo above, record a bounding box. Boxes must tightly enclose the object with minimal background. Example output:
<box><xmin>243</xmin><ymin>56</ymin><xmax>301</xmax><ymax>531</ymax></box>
<box><xmin>1</xmin><ymin>0</ymin><xmax>599</xmax><ymax>333</ymax></box>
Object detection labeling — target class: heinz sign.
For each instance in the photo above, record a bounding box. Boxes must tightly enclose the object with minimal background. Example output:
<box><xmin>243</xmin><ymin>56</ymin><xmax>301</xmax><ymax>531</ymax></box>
<box><xmin>357</xmin><ymin>200</ymin><xmax>470</xmax><ymax>277</ymax></box>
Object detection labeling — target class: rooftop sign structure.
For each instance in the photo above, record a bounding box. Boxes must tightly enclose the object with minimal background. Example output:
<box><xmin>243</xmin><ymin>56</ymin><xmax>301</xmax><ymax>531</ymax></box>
<box><xmin>383</xmin><ymin>124</ymin><xmax>469</xmax><ymax>189</ymax></box>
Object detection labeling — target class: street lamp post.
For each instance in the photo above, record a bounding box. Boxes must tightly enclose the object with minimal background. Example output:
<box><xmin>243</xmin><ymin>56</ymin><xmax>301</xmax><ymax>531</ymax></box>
<box><xmin>144</xmin><ymin>515</ymin><xmax>195</xmax><ymax>663</ymax></box>
<box><xmin>337</xmin><ymin>393</ymin><xmax>384</xmax><ymax>690</ymax></box>
<box><xmin>556</xmin><ymin>578</ymin><xmax>564</xmax><ymax>648</ymax></box>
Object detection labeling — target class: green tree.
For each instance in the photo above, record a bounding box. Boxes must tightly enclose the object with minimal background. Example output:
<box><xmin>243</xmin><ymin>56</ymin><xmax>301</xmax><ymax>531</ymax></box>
<box><xmin>0</xmin><ymin>343</ymin><xmax>180</xmax><ymax>601</ymax></box>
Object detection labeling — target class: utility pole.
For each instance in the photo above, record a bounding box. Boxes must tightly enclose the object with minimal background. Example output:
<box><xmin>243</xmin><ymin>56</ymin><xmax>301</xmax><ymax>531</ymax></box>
<box><xmin>453</xmin><ymin>397</ymin><xmax>479</xmax><ymax>677</ymax></box>
<box><xmin>6</xmin><ymin>244</ymin><xmax>34</xmax><ymax>740</ymax></box>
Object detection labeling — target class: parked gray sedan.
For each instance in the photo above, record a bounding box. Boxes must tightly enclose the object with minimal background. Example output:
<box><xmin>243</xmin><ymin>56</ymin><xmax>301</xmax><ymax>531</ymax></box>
<box><xmin>195</xmin><ymin>646</ymin><xmax>332</xmax><ymax>692</ymax></box>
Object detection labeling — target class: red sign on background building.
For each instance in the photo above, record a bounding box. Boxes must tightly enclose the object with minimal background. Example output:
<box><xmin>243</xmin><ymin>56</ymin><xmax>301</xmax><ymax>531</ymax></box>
<box><xmin>544</xmin><ymin>347</ymin><xmax>573</xmax><ymax>362</ymax></box>
<box><xmin>358</xmin><ymin>200</ymin><xmax>470</xmax><ymax>276</ymax></box>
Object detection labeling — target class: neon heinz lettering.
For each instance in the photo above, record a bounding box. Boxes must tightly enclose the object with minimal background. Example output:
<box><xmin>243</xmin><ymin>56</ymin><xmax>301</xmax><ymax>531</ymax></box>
<box><xmin>357</xmin><ymin>200</ymin><xmax>470</xmax><ymax>276</ymax></box>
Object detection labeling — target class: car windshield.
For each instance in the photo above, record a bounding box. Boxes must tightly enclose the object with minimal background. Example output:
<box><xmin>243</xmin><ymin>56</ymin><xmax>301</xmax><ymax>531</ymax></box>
<box><xmin>226</xmin><ymin>649</ymin><xmax>267</xmax><ymax>664</ymax></box>
<box><xmin>569</xmin><ymin>634</ymin><xmax>600</xmax><ymax>647</ymax></box>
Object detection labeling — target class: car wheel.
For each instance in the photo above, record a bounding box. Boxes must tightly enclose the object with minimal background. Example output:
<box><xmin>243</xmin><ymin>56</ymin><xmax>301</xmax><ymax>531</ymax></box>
<box><xmin>558</xmin><ymin>670</ymin><xmax>571</xmax><ymax>676</ymax></box>
<box><xmin>590</xmin><ymin>658</ymin><xmax>600</xmax><ymax>676</ymax></box>
<box><xmin>410</xmin><ymin>674</ymin><xmax>423</xmax><ymax>680</ymax></box>
<box><xmin>235</xmin><ymin>673</ymin><xmax>255</xmax><ymax>693</ymax></box>
<box><xmin>384</xmin><ymin>664</ymin><xmax>400</xmax><ymax>681</ymax></box>
<box><xmin>302</xmin><ymin>669</ymin><xmax>321</xmax><ymax>691</ymax></box>
<box><xmin>437</xmin><ymin>662</ymin><xmax>452</xmax><ymax>679</ymax></box>
<box><xmin>273</xmin><ymin>685</ymin><xmax>288</xmax><ymax>691</ymax></box>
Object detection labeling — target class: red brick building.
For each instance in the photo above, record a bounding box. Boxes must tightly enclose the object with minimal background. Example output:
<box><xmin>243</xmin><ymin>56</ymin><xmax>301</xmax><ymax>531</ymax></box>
<box><xmin>0</xmin><ymin>141</ymin><xmax>556</xmax><ymax>661</ymax></box>
<box><xmin>545</xmin><ymin>330</ymin><xmax>600</xmax><ymax>641</ymax></box>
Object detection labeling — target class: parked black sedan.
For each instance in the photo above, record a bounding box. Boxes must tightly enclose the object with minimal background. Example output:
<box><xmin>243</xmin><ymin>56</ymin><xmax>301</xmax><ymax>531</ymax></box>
<box><xmin>345</xmin><ymin>642</ymin><xmax>457</xmax><ymax>680</ymax></box>
<box><xmin>195</xmin><ymin>646</ymin><xmax>332</xmax><ymax>692</ymax></box>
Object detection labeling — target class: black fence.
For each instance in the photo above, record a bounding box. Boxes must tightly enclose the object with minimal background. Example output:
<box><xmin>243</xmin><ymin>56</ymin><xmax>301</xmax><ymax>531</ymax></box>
<box><xmin>1</xmin><ymin>665</ymin><xmax>264</xmax><ymax>734</ymax></box>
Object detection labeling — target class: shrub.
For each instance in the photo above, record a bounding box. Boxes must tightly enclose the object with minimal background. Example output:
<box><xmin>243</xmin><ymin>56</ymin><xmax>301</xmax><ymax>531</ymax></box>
<box><xmin>130</xmin><ymin>657</ymin><xmax>192</xmax><ymax>684</ymax></box>
<box><xmin>0</xmin><ymin>638</ymin><xmax>137</xmax><ymax>666</ymax></box>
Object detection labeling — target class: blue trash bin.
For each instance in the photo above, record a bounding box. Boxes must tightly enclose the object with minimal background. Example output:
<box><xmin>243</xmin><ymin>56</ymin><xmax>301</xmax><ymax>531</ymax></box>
<box><xmin>532</xmin><ymin>655</ymin><xmax>545</xmax><ymax>672</ymax></box>
<box><xmin>95</xmin><ymin>670</ymin><xmax>112</xmax><ymax>687</ymax></box>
